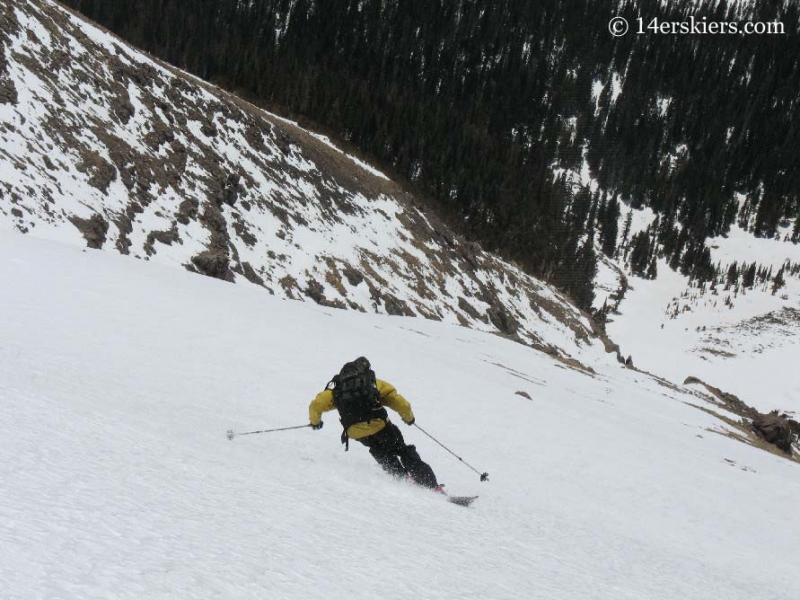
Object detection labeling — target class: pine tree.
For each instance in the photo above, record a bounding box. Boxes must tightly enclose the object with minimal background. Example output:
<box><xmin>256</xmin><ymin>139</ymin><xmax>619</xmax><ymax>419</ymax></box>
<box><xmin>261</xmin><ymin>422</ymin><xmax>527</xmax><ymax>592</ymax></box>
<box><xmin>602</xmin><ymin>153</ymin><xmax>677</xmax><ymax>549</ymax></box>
<box><xmin>629</xmin><ymin>231</ymin><xmax>651</xmax><ymax>277</ymax></box>
<box><xmin>771</xmin><ymin>266</ymin><xmax>786</xmax><ymax>295</ymax></box>
<box><xmin>647</xmin><ymin>256</ymin><xmax>658</xmax><ymax>280</ymax></box>
<box><xmin>726</xmin><ymin>262</ymin><xmax>738</xmax><ymax>289</ymax></box>
<box><xmin>742</xmin><ymin>263</ymin><xmax>757</xmax><ymax>289</ymax></box>
<box><xmin>599</xmin><ymin>197</ymin><xmax>620</xmax><ymax>258</ymax></box>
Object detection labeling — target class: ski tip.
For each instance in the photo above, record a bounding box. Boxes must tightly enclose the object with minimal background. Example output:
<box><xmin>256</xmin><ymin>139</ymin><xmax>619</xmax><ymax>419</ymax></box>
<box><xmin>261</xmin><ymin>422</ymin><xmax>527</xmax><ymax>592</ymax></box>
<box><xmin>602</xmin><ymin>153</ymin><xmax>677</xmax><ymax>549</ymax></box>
<box><xmin>447</xmin><ymin>495</ymin><xmax>478</xmax><ymax>507</ymax></box>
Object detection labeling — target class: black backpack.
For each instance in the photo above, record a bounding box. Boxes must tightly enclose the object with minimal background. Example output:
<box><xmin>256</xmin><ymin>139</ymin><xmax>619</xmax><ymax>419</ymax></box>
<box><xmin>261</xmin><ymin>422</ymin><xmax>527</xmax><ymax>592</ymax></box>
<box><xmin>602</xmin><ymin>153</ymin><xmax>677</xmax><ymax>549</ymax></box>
<box><xmin>330</xmin><ymin>358</ymin><xmax>388</xmax><ymax>446</ymax></box>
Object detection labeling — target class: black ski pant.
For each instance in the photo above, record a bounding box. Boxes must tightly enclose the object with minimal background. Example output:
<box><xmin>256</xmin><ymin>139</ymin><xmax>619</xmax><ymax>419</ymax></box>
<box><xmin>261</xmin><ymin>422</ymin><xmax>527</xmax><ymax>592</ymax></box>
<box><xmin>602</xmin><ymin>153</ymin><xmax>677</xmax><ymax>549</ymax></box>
<box><xmin>357</xmin><ymin>421</ymin><xmax>438</xmax><ymax>489</ymax></box>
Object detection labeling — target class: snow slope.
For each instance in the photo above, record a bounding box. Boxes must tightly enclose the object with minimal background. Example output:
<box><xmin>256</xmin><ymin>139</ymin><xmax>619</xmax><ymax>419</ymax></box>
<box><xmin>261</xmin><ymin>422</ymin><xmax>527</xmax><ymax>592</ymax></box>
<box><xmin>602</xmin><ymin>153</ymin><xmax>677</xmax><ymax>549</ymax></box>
<box><xmin>596</xmin><ymin>210</ymin><xmax>800</xmax><ymax>415</ymax></box>
<box><xmin>2</xmin><ymin>229</ymin><xmax>799</xmax><ymax>600</ymax></box>
<box><xmin>606</xmin><ymin>253</ymin><xmax>800</xmax><ymax>415</ymax></box>
<box><xmin>0</xmin><ymin>0</ymin><xmax>606</xmax><ymax>362</ymax></box>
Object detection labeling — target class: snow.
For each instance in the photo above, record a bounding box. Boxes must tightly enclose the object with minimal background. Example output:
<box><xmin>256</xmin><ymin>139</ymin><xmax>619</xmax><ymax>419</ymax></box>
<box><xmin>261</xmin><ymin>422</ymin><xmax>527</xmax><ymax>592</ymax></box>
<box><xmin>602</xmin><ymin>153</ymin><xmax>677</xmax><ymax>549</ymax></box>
<box><xmin>264</xmin><ymin>112</ymin><xmax>391</xmax><ymax>181</ymax></box>
<box><xmin>590</xmin><ymin>71</ymin><xmax>623</xmax><ymax>111</ymax></box>
<box><xmin>594</xmin><ymin>253</ymin><xmax>624</xmax><ymax>310</ymax></box>
<box><xmin>606</xmin><ymin>256</ymin><xmax>800</xmax><ymax>415</ymax></box>
<box><xmin>708</xmin><ymin>222</ymin><xmax>800</xmax><ymax>271</ymax></box>
<box><xmin>591</xmin><ymin>188</ymin><xmax>800</xmax><ymax>414</ymax></box>
<box><xmin>1</xmin><ymin>230</ymin><xmax>799</xmax><ymax>600</ymax></box>
<box><xmin>610</xmin><ymin>72</ymin><xmax>623</xmax><ymax>104</ymax></box>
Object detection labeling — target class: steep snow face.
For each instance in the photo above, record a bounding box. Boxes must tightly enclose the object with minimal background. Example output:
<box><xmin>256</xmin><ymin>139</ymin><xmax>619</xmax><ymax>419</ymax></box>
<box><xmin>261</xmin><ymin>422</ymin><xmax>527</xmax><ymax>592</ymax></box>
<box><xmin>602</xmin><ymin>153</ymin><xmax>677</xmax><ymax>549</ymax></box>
<box><xmin>0</xmin><ymin>0</ymin><xmax>606</xmax><ymax>363</ymax></box>
<box><xmin>1</xmin><ymin>230</ymin><xmax>799</xmax><ymax>600</ymax></box>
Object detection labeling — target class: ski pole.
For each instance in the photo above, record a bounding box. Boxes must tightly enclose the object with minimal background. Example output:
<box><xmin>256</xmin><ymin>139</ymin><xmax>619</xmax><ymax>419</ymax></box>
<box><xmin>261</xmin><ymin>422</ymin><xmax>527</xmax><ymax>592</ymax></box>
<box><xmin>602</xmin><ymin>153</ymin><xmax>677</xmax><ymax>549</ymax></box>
<box><xmin>413</xmin><ymin>423</ymin><xmax>489</xmax><ymax>482</ymax></box>
<box><xmin>227</xmin><ymin>424</ymin><xmax>311</xmax><ymax>440</ymax></box>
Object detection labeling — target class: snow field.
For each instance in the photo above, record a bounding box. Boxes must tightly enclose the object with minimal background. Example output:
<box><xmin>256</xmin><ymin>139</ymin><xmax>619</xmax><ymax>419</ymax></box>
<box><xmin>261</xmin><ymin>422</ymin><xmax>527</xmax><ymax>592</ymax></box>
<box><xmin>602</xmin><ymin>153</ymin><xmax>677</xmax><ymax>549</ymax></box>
<box><xmin>1</xmin><ymin>230</ymin><xmax>799</xmax><ymax>599</ymax></box>
<box><xmin>605</xmin><ymin>253</ymin><xmax>800</xmax><ymax>414</ymax></box>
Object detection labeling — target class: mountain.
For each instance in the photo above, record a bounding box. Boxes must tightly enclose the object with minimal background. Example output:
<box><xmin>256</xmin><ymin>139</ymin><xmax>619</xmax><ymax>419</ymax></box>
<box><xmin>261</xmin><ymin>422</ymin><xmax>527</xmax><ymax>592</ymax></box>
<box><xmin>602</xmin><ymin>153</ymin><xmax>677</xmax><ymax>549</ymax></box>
<box><xmin>2</xmin><ymin>224</ymin><xmax>799</xmax><ymax>600</ymax></box>
<box><xmin>59</xmin><ymin>0</ymin><xmax>800</xmax><ymax>303</ymax></box>
<box><xmin>41</xmin><ymin>0</ymin><xmax>800</xmax><ymax>413</ymax></box>
<box><xmin>3</xmin><ymin>0</ymin><xmax>796</xmax><ymax>410</ymax></box>
<box><xmin>3</xmin><ymin>3</ymin><xmax>800</xmax><ymax>597</ymax></box>
<box><xmin>0</xmin><ymin>0</ymin><xmax>610</xmax><ymax>364</ymax></box>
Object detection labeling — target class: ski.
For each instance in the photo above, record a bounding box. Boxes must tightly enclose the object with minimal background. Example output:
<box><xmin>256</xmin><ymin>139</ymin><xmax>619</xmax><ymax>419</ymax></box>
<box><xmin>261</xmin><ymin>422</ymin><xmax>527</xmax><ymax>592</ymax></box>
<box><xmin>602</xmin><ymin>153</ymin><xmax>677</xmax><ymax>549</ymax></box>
<box><xmin>447</xmin><ymin>495</ymin><xmax>478</xmax><ymax>507</ymax></box>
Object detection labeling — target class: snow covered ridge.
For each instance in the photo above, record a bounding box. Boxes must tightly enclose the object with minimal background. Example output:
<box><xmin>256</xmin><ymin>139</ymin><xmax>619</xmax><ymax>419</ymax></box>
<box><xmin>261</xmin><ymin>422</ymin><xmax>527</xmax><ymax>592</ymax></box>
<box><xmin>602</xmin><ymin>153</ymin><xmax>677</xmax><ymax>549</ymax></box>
<box><xmin>0</xmin><ymin>0</ymin><xmax>608</xmax><ymax>363</ymax></box>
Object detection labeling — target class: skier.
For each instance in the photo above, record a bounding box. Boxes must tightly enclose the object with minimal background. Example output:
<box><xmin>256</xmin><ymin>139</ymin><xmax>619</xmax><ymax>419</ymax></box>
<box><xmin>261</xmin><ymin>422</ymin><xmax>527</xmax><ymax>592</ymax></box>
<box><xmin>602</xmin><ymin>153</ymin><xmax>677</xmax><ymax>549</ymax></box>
<box><xmin>308</xmin><ymin>357</ymin><xmax>442</xmax><ymax>491</ymax></box>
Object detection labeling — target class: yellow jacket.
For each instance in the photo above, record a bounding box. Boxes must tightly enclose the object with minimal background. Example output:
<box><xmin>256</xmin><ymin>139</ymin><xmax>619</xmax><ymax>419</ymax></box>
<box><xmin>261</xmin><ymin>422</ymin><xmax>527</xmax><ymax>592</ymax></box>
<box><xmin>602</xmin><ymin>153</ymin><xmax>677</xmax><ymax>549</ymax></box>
<box><xmin>308</xmin><ymin>379</ymin><xmax>414</xmax><ymax>439</ymax></box>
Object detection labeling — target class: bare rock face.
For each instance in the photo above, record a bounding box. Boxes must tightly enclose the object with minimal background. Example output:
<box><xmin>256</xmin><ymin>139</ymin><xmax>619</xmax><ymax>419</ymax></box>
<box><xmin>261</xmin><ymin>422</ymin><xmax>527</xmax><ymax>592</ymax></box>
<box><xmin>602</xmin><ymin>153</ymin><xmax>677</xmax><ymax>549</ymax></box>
<box><xmin>0</xmin><ymin>77</ymin><xmax>17</xmax><ymax>104</ymax></box>
<box><xmin>69</xmin><ymin>214</ymin><xmax>109</xmax><ymax>249</ymax></box>
<box><xmin>144</xmin><ymin>227</ymin><xmax>180</xmax><ymax>256</ymax></box>
<box><xmin>0</xmin><ymin>5</ymin><xmax>19</xmax><ymax>104</ymax></box>
<box><xmin>752</xmin><ymin>413</ymin><xmax>794</xmax><ymax>454</ymax></box>
<box><xmin>684</xmin><ymin>376</ymin><xmax>798</xmax><ymax>456</ymax></box>
<box><xmin>487</xmin><ymin>306</ymin><xmax>519</xmax><ymax>336</ymax></box>
<box><xmin>77</xmin><ymin>151</ymin><xmax>117</xmax><ymax>193</ymax></box>
<box><xmin>191</xmin><ymin>250</ymin><xmax>232</xmax><ymax>282</ymax></box>
<box><xmin>683</xmin><ymin>377</ymin><xmax>754</xmax><ymax>416</ymax></box>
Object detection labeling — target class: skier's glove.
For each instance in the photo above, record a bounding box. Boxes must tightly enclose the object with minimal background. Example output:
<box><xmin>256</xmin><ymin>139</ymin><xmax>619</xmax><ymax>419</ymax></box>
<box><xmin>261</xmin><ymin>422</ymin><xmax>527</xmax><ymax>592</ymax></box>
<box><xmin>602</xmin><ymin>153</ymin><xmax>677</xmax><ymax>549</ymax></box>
<box><xmin>311</xmin><ymin>422</ymin><xmax>324</xmax><ymax>430</ymax></box>
<box><xmin>404</xmin><ymin>418</ymin><xmax>415</xmax><ymax>426</ymax></box>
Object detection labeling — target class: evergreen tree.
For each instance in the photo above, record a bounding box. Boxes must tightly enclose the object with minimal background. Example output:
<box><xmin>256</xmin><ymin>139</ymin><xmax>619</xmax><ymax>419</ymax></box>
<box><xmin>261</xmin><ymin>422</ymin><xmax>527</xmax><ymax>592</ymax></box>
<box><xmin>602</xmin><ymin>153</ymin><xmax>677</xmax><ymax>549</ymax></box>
<box><xmin>646</xmin><ymin>256</ymin><xmax>658</xmax><ymax>280</ymax></box>
<box><xmin>619</xmin><ymin>210</ymin><xmax>633</xmax><ymax>250</ymax></box>
<box><xmin>726</xmin><ymin>262</ymin><xmax>738</xmax><ymax>289</ymax></box>
<box><xmin>771</xmin><ymin>266</ymin><xmax>786</xmax><ymax>295</ymax></box>
<box><xmin>742</xmin><ymin>263</ymin><xmax>757</xmax><ymax>289</ymax></box>
<box><xmin>599</xmin><ymin>197</ymin><xmax>620</xmax><ymax>258</ymax></box>
<box><xmin>629</xmin><ymin>231</ymin><xmax>651</xmax><ymax>277</ymax></box>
